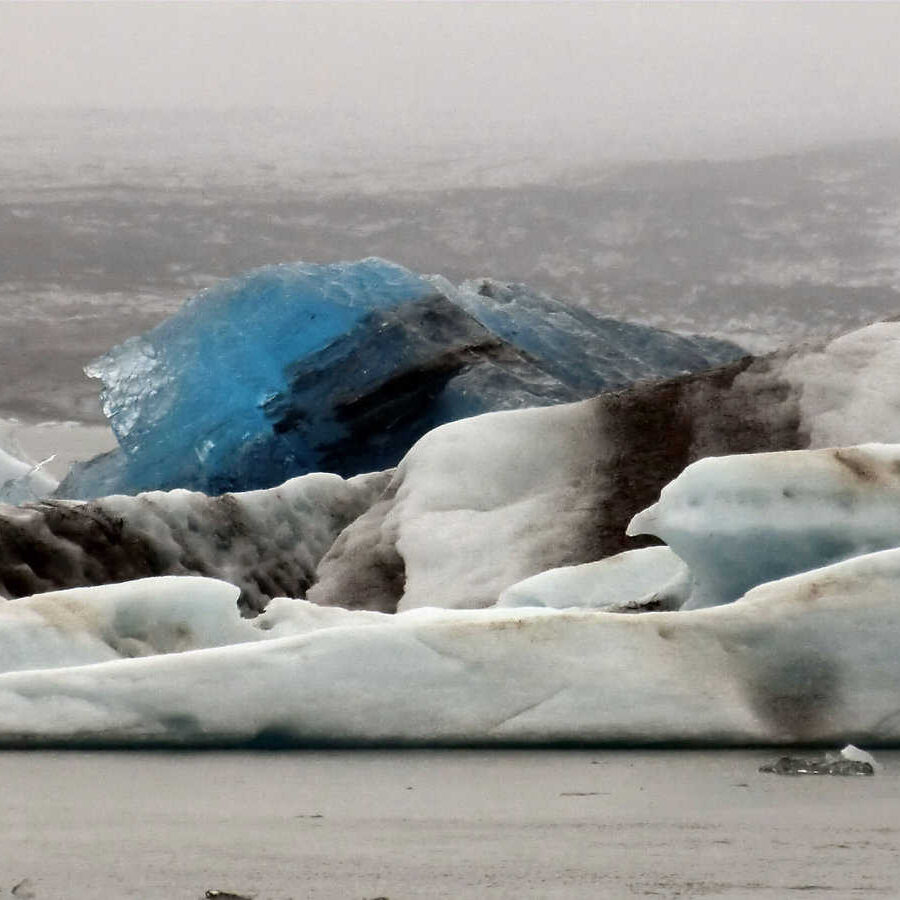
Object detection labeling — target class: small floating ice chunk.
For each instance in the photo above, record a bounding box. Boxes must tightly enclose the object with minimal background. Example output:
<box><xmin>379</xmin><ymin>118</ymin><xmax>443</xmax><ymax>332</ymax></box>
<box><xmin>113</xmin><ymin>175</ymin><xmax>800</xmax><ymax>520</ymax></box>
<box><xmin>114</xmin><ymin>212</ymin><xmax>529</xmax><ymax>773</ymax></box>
<box><xmin>759</xmin><ymin>749</ymin><xmax>876</xmax><ymax>776</ymax></box>
<box><xmin>839</xmin><ymin>743</ymin><xmax>881</xmax><ymax>772</ymax></box>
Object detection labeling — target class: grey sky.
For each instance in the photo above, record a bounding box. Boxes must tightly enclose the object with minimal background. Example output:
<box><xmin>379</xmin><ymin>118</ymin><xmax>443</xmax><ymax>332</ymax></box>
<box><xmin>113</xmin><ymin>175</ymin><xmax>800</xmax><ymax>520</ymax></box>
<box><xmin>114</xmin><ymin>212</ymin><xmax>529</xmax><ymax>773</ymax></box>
<box><xmin>1</xmin><ymin>1</ymin><xmax>899</xmax><ymax>160</ymax></box>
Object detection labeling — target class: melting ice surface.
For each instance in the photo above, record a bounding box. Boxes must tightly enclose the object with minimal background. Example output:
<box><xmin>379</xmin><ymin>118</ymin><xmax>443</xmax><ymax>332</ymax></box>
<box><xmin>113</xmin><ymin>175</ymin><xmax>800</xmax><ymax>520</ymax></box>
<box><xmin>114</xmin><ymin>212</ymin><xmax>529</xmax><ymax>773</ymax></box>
<box><xmin>62</xmin><ymin>258</ymin><xmax>741</xmax><ymax>497</ymax></box>
<box><xmin>627</xmin><ymin>444</ymin><xmax>900</xmax><ymax>609</ymax></box>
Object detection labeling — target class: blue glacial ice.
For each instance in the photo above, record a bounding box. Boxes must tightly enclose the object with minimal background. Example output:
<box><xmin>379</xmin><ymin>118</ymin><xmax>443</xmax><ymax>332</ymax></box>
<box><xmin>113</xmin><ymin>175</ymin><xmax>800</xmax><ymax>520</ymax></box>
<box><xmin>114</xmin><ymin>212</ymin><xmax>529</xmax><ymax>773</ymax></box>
<box><xmin>59</xmin><ymin>258</ymin><xmax>744</xmax><ymax>498</ymax></box>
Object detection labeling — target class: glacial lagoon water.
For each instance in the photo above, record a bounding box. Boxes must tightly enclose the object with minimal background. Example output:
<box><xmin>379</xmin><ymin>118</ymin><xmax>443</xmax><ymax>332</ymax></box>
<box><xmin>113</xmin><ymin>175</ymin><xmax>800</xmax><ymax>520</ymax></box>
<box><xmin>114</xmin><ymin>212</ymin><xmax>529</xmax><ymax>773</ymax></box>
<box><xmin>2</xmin><ymin>748</ymin><xmax>898</xmax><ymax>899</ymax></box>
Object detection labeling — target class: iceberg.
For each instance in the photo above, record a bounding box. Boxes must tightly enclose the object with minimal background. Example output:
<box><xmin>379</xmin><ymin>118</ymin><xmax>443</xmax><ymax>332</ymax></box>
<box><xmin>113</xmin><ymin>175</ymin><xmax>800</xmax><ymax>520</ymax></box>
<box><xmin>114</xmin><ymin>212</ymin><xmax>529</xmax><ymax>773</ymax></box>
<box><xmin>59</xmin><ymin>258</ymin><xmax>742</xmax><ymax>498</ymax></box>
<box><xmin>627</xmin><ymin>444</ymin><xmax>900</xmax><ymax>609</ymax></box>
<box><xmin>0</xmin><ymin>575</ymin><xmax>392</xmax><ymax>676</ymax></box>
<box><xmin>8</xmin><ymin>317</ymin><xmax>900</xmax><ymax>615</ymax></box>
<box><xmin>310</xmin><ymin>319</ymin><xmax>900</xmax><ymax>613</ymax></box>
<box><xmin>7</xmin><ymin>433</ymin><xmax>900</xmax><ymax>744</ymax></box>
<box><xmin>4</xmin><ymin>547</ymin><xmax>900</xmax><ymax>746</ymax></box>
<box><xmin>441</xmin><ymin>277</ymin><xmax>742</xmax><ymax>393</ymax></box>
<box><xmin>0</xmin><ymin>470</ymin><xmax>388</xmax><ymax>612</ymax></box>
<box><xmin>0</xmin><ymin>426</ymin><xmax>57</xmax><ymax>505</ymax></box>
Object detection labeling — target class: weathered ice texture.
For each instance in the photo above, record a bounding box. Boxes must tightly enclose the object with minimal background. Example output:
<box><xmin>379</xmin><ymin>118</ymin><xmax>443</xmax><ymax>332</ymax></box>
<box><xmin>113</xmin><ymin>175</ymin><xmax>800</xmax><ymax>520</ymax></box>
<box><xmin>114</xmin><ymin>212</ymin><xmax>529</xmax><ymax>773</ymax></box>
<box><xmin>7</xmin><ymin>318</ymin><xmax>900</xmax><ymax>614</ymax></box>
<box><xmin>495</xmin><ymin>546</ymin><xmax>688</xmax><ymax>611</ymax></box>
<box><xmin>0</xmin><ymin>471</ymin><xmax>389</xmax><ymax>612</ymax></box>
<box><xmin>629</xmin><ymin>444</ymin><xmax>900</xmax><ymax>609</ymax></box>
<box><xmin>308</xmin><ymin>319</ymin><xmax>900</xmax><ymax>613</ymax></box>
<box><xmin>307</xmin><ymin>353</ymin><xmax>804</xmax><ymax>613</ymax></box>
<box><xmin>3</xmin><ymin>547</ymin><xmax>900</xmax><ymax>746</ymax></box>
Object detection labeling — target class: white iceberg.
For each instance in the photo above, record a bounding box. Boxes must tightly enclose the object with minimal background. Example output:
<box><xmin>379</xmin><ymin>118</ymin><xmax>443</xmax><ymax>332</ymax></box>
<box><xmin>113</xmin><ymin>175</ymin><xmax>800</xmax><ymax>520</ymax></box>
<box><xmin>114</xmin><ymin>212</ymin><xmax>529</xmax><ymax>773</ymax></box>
<box><xmin>0</xmin><ymin>575</ymin><xmax>397</xmax><ymax>676</ymax></box>
<box><xmin>628</xmin><ymin>443</ymin><xmax>900</xmax><ymax>609</ymax></box>
<box><xmin>3</xmin><ymin>547</ymin><xmax>900</xmax><ymax>745</ymax></box>
<box><xmin>308</xmin><ymin>401</ymin><xmax>609</xmax><ymax>612</ymax></box>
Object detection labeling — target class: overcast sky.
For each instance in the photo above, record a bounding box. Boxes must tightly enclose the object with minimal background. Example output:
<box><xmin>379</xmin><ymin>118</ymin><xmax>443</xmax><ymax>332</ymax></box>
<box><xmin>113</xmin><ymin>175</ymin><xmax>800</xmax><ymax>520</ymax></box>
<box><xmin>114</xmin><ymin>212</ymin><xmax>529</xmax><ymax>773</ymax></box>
<box><xmin>2</xmin><ymin>1</ymin><xmax>899</xmax><ymax>160</ymax></box>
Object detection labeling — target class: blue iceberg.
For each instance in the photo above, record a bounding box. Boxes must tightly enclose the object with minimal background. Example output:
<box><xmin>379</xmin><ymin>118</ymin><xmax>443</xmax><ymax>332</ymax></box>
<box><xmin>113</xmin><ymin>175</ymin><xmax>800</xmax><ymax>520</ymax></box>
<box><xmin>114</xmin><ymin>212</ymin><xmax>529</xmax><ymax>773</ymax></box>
<box><xmin>59</xmin><ymin>258</ymin><xmax>744</xmax><ymax>498</ymax></box>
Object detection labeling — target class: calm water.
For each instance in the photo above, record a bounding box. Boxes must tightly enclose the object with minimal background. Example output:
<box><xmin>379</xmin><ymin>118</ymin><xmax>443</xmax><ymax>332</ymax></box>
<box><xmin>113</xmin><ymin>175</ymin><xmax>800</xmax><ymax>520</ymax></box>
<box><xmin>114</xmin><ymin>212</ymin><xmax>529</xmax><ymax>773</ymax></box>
<box><xmin>1</xmin><ymin>748</ymin><xmax>898</xmax><ymax>899</ymax></box>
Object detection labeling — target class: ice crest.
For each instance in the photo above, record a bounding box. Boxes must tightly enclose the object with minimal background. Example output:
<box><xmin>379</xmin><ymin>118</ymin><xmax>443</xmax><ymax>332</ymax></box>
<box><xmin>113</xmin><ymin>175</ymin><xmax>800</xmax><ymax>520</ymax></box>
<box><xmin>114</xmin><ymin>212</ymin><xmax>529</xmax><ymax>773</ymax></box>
<box><xmin>627</xmin><ymin>444</ymin><xmax>900</xmax><ymax>609</ymax></box>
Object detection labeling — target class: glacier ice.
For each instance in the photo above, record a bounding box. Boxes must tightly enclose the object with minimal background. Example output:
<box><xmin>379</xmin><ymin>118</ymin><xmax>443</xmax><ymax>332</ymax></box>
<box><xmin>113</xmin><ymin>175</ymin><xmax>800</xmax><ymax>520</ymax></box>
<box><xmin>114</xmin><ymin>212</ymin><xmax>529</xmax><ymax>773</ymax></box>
<box><xmin>441</xmin><ymin>277</ymin><xmax>742</xmax><ymax>394</ymax></box>
<box><xmin>60</xmin><ymin>258</ymin><xmax>742</xmax><ymax>497</ymax></box>
<box><xmin>496</xmin><ymin>546</ymin><xmax>688</xmax><ymax>611</ymax></box>
<box><xmin>5</xmin><ymin>313</ymin><xmax>900</xmax><ymax>744</ymax></box>
<box><xmin>5</xmin><ymin>547</ymin><xmax>900</xmax><ymax>745</ymax></box>
<box><xmin>628</xmin><ymin>444</ymin><xmax>900</xmax><ymax>609</ymax></box>
<box><xmin>782</xmin><ymin>321</ymin><xmax>900</xmax><ymax>448</ymax></box>
<box><xmin>6</xmin><ymin>438</ymin><xmax>900</xmax><ymax>744</ymax></box>
<box><xmin>0</xmin><ymin>428</ymin><xmax>57</xmax><ymax>505</ymax></box>
<box><xmin>12</xmin><ymin>316</ymin><xmax>900</xmax><ymax>617</ymax></box>
<box><xmin>0</xmin><ymin>575</ymin><xmax>396</xmax><ymax>676</ymax></box>
<box><xmin>307</xmin><ymin>401</ymin><xmax>610</xmax><ymax>613</ymax></box>
<box><xmin>70</xmin><ymin>259</ymin><xmax>432</xmax><ymax>496</ymax></box>
<box><xmin>0</xmin><ymin>577</ymin><xmax>253</xmax><ymax>674</ymax></box>
<box><xmin>311</xmin><ymin>319</ymin><xmax>900</xmax><ymax>614</ymax></box>
<box><xmin>0</xmin><ymin>470</ymin><xmax>389</xmax><ymax>611</ymax></box>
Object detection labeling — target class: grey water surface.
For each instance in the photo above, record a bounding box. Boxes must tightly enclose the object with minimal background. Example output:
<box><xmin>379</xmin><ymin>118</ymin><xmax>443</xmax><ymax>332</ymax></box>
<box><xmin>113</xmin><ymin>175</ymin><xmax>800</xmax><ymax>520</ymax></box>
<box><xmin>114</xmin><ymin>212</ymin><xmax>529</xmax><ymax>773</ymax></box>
<box><xmin>1</xmin><ymin>749</ymin><xmax>897</xmax><ymax>899</ymax></box>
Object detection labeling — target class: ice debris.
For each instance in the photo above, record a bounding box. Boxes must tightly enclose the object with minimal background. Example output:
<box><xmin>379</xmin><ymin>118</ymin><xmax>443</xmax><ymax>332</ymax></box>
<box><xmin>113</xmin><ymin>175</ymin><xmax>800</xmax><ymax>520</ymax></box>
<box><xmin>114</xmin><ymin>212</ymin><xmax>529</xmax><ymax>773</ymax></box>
<box><xmin>760</xmin><ymin>746</ymin><xmax>878</xmax><ymax>776</ymax></box>
<box><xmin>58</xmin><ymin>259</ymin><xmax>742</xmax><ymax>498</ymax></box>
<box><xmin>0</xmin><ymin>434</ymin><xmax>58</xmax><ymax>505</ymax></box>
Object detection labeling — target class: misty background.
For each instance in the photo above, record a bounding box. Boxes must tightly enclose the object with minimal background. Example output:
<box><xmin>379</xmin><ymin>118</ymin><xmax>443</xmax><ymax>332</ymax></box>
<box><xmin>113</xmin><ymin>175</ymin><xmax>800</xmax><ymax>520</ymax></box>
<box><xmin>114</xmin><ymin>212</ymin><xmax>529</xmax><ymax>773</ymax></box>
<box><xmin>1</xmin><ymin>1</ymin><xmax>900</xmax><ymax>422</ymax></box>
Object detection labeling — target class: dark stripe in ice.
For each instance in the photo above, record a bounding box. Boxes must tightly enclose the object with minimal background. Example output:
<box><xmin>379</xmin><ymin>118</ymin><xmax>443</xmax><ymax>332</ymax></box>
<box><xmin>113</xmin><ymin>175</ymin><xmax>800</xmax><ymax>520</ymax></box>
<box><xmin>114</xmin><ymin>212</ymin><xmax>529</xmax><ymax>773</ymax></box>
<box><xmin>310</xmin><ymin>350</ymin><xmax>807</xmax><ymax>612</ymax></box>
<box><xmin>0</xmin><ymin>470</ymin><xmax>391</xmax><ymax>612</ymax></box>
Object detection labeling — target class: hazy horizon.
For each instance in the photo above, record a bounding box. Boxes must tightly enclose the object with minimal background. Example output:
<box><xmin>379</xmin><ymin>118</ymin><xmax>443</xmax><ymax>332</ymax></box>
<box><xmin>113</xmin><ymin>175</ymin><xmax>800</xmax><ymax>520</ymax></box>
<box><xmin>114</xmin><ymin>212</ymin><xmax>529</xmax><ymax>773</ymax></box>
<box><xmin>4</xmin><ymin>2</ymin><xmax>900</xmax><ymax>425</ymax></box>
<box><xmin>3</xmin><ymin>2</ymin><xmax>900</xmax><ymax>164</ymax></box>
